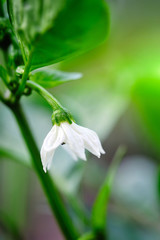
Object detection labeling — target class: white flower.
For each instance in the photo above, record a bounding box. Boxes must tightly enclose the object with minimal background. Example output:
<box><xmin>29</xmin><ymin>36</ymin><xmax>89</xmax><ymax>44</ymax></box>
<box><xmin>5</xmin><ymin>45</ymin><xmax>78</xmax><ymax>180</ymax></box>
<box><xmin>41</xmin><ymin>121</ymin><xmax>105</xmax><ymax>172</ymax></box>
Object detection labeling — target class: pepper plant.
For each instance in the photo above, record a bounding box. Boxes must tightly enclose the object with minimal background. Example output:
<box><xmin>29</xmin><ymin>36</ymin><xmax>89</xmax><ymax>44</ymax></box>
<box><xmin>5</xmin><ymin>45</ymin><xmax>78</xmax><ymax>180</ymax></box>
<box><xmin>0</xmin><ymin>1</ymin><xmax>125</xmax><ymax>239</ymax></box>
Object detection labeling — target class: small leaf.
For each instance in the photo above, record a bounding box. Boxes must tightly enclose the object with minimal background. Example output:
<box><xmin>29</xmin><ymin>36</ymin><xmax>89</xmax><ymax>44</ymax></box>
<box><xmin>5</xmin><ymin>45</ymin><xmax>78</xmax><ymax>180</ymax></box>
<box><xmin>7</xmin><ymin>0</ymin><xmax>109</xmax><ymax>70</ymax></box>
<box><xmin>92</xmin><ymin>146</ymin><xmax>126</xmax><ymax>237</ymax></box>
<box><xmin>30</xmin><ymin>69</ymin><xmax>82</xmax><ymax>88</ymax></box>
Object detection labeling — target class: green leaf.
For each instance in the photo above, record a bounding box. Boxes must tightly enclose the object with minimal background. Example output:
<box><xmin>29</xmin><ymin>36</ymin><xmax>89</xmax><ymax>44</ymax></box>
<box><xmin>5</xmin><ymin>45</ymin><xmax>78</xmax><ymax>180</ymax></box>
<box><xmin>30</xmin><ymin>68</ymin><xmax>82</xmax><ymax>88</ymax></box>
<box><xmin>92</xmin><ymin>146</ymin><xmax>126</xmax><ymax>237</ymax></box>
<box><xmin>7</xmin><ymin>0</ymin><xmax>109</xmax><ymax>70</ymax></box>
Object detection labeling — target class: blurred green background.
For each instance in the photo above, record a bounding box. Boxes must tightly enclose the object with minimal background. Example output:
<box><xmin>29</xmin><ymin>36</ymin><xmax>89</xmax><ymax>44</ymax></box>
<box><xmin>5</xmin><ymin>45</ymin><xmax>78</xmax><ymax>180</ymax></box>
<box><xmin>1</xmin><ymin>0</ymin><xmax>160</xmax><ymax>239</ymax></box>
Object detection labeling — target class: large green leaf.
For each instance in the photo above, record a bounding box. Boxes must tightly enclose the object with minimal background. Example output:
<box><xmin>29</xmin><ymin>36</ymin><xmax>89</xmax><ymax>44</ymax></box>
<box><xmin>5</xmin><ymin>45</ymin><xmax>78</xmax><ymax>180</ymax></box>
<box><xmin>7</xmin><ymin>0</ymin><xmax>109</xmax><ymax>70</ymax></box>
<box><xmin>30</xmin><ymin>68</ymin><xmax>82</xmax><ymax>88</ymax></box>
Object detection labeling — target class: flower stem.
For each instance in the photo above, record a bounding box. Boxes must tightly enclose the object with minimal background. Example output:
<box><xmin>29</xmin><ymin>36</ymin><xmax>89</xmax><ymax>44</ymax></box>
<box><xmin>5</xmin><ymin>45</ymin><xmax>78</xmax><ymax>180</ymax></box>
<box><xmin>26</xmin><ymin>80</ymin><xmax>63</xmax><ymax>111</ymax></box>
<box><xmin>10</xmin><ymin>102</ymin><xmax>79</xmax><ymax>240</ymax></box>
<box><xmin>15</xmin><ymin>54</ymin><xmax>32</xmax><ymax>97</ymax></box>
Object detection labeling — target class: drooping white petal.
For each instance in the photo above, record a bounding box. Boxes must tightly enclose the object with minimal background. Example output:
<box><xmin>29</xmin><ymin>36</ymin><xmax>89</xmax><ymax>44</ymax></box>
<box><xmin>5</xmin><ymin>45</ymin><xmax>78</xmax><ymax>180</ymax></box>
<box><xmin>82</xmin><ymin>128</ymin><xmax>105</xmax><ymax>156</ymax></box>
<box><xmin>40</xmin><ymin>125</ymin><xmax>65</xmax><ymax>172</ymax></box>
<box><xmin>41</xmin><ymin>148</ymin><xmax>55</xmax><ymax>172</ymax></box>
<box><xmin>61</xmin><ymin>122</ymin><xmax>86</xmax><ymax>161</ymax></box>
<box><xmin>71</xmin><ymin>122</ymin><xmax>105</xmax><ymax>157</ymax></box>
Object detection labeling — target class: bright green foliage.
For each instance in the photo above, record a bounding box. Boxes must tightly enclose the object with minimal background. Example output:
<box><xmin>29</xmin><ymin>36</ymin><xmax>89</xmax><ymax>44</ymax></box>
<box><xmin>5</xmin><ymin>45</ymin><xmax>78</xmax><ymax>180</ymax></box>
<box><xmin>132</xmin><ymin>78</ymin><xmax>160</xmax><ymax>155</ymax></box>
<box><xmin>7</xmin><ymin>0</ymin><xmax>109</xmax><ymax>70</ymax></box>
<box><xmin>30</xmin><ymin>68</ymin><xmax>82</xmax><ymax>88</ymax></box>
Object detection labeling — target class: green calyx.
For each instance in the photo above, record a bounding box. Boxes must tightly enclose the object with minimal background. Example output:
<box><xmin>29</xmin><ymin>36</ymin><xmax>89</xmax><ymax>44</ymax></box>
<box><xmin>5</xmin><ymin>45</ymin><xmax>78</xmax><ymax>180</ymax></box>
<box><xmin>52</xmin><ymin>109</ymin><xmax>73</xmax><ymax>126</ymax></box>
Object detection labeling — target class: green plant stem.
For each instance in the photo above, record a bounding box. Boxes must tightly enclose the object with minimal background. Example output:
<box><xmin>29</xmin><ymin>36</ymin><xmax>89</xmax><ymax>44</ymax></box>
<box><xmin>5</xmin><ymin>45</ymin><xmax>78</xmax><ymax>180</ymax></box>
<box><xmin>10</xmin><ymin>102</ymin><xmax>79</xmax><ymax>240</ymax></box>
<box><xmin>26</xmin><ymin>80</ymin><xmax>63</xmax><ymax>110</ymax></box>
<box><xmin>15</xmin><ymin>54</ymin><xmax>32</xmax><ymax>97</ymax></box>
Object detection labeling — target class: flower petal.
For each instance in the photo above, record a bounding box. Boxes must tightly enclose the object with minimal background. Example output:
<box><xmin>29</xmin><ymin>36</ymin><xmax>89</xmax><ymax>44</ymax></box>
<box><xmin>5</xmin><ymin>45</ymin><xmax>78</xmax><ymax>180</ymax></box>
<box><xmin>61</xmin><ymin>122</ymin><xmax>86</xmax><ymax>161</ymax></box>
<box><xmin>71</xmin><ymin>122</ymin><xmax>105</xmax><ymax>157</ymax></box>
<box><xmin>40</xmin><ymin>125</ymin><xmax>65</xmax><ymax>172</ymax></box>
<box><xmin>41</xmin><ymin>147</ymin><xmax>55</xmax><ymax>172</ymax></box>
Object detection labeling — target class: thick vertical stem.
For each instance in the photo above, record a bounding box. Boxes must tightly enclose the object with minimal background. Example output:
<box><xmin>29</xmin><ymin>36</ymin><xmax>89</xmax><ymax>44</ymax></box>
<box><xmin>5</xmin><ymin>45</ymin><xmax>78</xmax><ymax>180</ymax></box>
<box><xmin>10</xmin><ymin>102</ymin><xmax>79</xmax><ymax>240</ymax></box>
